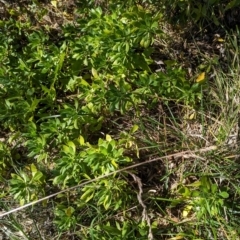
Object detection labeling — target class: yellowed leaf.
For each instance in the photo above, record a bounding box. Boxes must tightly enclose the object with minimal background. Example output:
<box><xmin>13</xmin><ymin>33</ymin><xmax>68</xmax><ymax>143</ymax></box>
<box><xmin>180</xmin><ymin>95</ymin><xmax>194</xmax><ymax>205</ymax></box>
<box><xmin>111</xmin><ymin>159</ymin><xmax>118</xmax><ymax>169</ymax></box>
<box><xmin>196</xmin><ymin>72</ymin><xmax>205</xmax><ymax>83</ymax></box>
<box><xmin>189</xmin><ymin>111</ymin><xmax>196</xmax><ymax>120</ymax></box>
<box><xmin>217</xmin><ymin>38</ymin><xmax>224</xmax><ymax>42</ymax></box>
<box><xmin>106</xmin><ymin>134</ymin><xmax>112</xmax><ymax>141</ymax></box>
<box><xmin>182</xmin><ymin>205</ymin><xmax>193</xmax><ymax>218</ymax></box>
<box><xmin>168</xmin><ymin>236</ymin><xmax>184</xmax><ymax>240</ymax></box>
<box><xmin>51</xmin><ymin>0</ymin><xmax>57</xmax><ymax>8</ymax></box>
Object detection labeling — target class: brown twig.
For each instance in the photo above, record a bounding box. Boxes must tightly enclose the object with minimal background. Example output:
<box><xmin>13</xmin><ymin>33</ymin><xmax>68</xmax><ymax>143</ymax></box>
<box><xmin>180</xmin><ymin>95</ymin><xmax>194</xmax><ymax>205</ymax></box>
<box><xmin>127</xmin><ymin>171</ymin><xmax>153</xmax><ymax>240</ymax></box>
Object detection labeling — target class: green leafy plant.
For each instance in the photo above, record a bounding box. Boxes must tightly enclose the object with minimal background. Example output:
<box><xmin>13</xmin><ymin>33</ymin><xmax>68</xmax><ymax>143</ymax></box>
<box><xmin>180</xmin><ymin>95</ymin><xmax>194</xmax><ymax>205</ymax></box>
<box><xmin>10</xmin><ymin>163</ymin><xmax>45</xmax><ymax>205</ymax></box>
<box><xmin>54</xmin><ymin>205</ymin><xmax>77</xmax><ymax>231</ymax></box>
<box><xmin>0</xmin><ymin>1</ymin><xmax>239</xmax><ymax>239</ymax></box>
<box><xmin>177</xmin><ymin>176</ymin><xmax>230</xmax><ymax>220</ymax></box>
<box><xmin>0</xmin><ymin>141</ymin><xmax>12</xmax><ymax>176</ymax></box>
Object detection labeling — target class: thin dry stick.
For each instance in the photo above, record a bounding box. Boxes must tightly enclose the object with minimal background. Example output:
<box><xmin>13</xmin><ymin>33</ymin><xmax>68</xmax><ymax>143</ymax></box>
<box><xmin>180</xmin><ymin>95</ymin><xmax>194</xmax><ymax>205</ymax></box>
<box><xmin>127</xmin><ymin>171</ymin><xmax>153</xmax><ymax>240</ymax></box>
<box><xmin>0</xmin><ymin>145</ymin><xmax>217</xmax><ymax>218</ymax></box>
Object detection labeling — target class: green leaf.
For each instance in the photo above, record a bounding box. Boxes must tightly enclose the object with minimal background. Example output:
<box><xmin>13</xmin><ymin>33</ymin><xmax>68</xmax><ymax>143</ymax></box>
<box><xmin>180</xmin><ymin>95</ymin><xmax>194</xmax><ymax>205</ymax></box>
<box><xmin>200</xmin><ymin>176</ymin><xmax>211</xmax><ymax>191</ymax></box>
<box><xmin>187</xmin><ymin>180</ymin><xmax>201</xmax><ymax>187</ymax></box>
<box><xmin>78</xmin><ymin>135</ymin><xmax>85</xmax><ymax>146</ymax></box>
<box><xmin>81</xmin><ymin>188</ymin><xmax>95</xmax><ymax>202</ymax></box>
<box><xmin>130</xmin><ymin>124</ymin><xmax>138</xmax><ymax>133</ymax></box>
<box><xmin>102</xmin><ymin>225</ymin><xmax>121</xmax><ymax>236</ymax></box>
<box><xmin>111</xmin><ymin>159</ymin><xmax>118</xmax><ymax>169</ymax></box>
<box><xmin>32</xmin><ymin>171</ymin><xmax>43</xmax><ymax>181</ymax></box>
<box><xmin>225</xmin><ymin>0</ymin><xmax>239</xmax><ymax>11</ymax></box>
<box><xmin>30</xmin><ymin>163</ymin><xmax>38</xmax><ymax>177</ymax></box>
<box><xmin>211</xmin><ymin>183</ymin><xmax>218</xmax><ymax>193</ymax></box>
<box><xmin>122</xmin><ymin>221</ymin><xmax>129</xmax><ymax>237</ymax></box>
<box><xmin>8</xmin><ymin>132</ymin><xmax>21</xmax><ymax>144</ymax></box>
<box><xmin>103</xmin><ymin>194</ymin><xmax>111</xmax><ymax>210</ymax></box>
<box><xmin>125</xmin><ymin>42</ymin><xmax>129</xmax><ymax>53</ymax></box>
<box><xmin>20</xmin><ymin>171</ymin><xmax>29</xmax><ymax>183</ymax></box>
<box><xmin>191</xmin><ymin>190</ymin><xmax>200</xmax><ymax>197</ymax></box>
<box><xmin>140</xmin><ymin>35</ymin><xmax>151</xmax><ymax>48</ymax></box>
<box><xmin>179</xmin><ymin>186</ymin><xmax>191</xmax><ymax>197</ymax></box>
<box><xmin>20</xmin><ymin>198</ymin><xmax>25</xmax><ymax>206</ymax></box>
<box><xmin>65</xmin><ymin>206</ymin><xmax>75</xmax><ymax>217</ymax></box>
<box><xmin>92</xmin><ymin>68</ymin><xmax>99</xmax><ymax>79</ymax></box>
<box><xmin>62</xmin><ymin>145</ymin><xmax>71</xmax><ymax>155</ymax></box>
<box><xmin>219</xmin><ymin>191</ymin><xmax>229</xmax><ymax>199</ymax></box>
<box><xmin>67</xmin><ymin>141</ymin><xmax>76</xmax><ymax>155</ymax></box>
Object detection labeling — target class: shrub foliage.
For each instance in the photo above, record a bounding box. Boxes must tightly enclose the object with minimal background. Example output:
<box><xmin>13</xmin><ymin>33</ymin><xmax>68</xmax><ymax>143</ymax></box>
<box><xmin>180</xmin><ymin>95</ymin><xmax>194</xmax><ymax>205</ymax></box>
<box><xmin>0</xmin><ymin>0</ymin><xmax>240</xmax><ymax>239</ymax></box>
